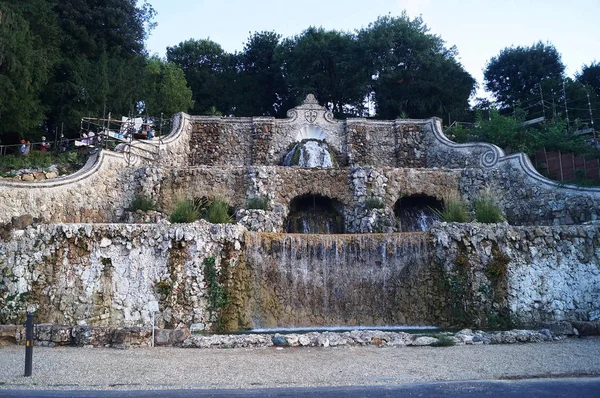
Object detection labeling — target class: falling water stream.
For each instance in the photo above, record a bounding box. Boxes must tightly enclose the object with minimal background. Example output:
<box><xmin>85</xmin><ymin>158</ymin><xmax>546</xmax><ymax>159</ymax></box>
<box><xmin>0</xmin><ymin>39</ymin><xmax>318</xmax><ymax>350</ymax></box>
<box><xmin>244</xmin><ymin>232</ymin><xmax>444</xmax><ymax>329</ymax></box>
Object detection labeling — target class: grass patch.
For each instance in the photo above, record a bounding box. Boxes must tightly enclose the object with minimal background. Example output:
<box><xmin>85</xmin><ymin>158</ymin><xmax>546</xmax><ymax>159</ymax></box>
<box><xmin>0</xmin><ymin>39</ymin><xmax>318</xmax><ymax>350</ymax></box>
<box><xmin>247</xmin><ymin>196</ymin><xmax>269</xmax><ymax>210</ymax></box>
<box><xmin>474</xmin><ymin>192</ymin><xmax>504</xmax><ymax>223</ymax></box>
<box><xmin>432</xmin><ymin>194</ymin><xmax>470</xmax><ymax>223</ymax></box>
<box><xmin>130</xmin><ymin>194</ymin><xmax>156</xmax><ymax>212</ymax></box>
<box><xmin>169</xmin><ymin>198</ymin><xmax>201</xmax><ymax>223</ymax></box>
<box><xmin>205</xmin><ymin>199</ymin><xmax>234</xmax><ymax>224</ymax></box>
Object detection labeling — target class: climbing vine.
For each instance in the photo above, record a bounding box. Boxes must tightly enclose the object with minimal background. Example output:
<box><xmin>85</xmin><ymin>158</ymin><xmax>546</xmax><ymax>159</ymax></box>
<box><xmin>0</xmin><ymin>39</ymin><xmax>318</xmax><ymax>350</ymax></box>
<box><xmin>203</xmin><ymin>256</ymin><xmax>229</xmax><ymax>328</ymax></box>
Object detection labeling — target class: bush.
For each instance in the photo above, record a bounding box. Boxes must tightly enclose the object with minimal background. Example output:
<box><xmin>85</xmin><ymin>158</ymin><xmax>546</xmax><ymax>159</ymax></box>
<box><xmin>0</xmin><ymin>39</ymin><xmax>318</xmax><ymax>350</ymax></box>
<box><xmin>365</xmin><ymin>197</ymin><xmax>384</xmax><ymax>210</ymax></box>
<box><xmin>474</xmin><ymin>192</ymin><xmax>504</xmax><ymax>223</ymax></box>
<box><xmin>169</xmin><ymin>198</ymin><xmax>200</xmax><ymax>223</ymax></box>
<box><xmin>130</xmin><ymin>194</ymin><xmax>156</xmax><ymax>212</ymax></box>
<box><xmin>205</xmin><ymin>199</ymin><xmax>234</xmax><ymax>224</ymax></box>
<box><xmin>433</xmin><ymin>194</ymin><xmax>470</xmax><ymax>223</ymax></box>
<box><xmin>247</xmin><ymin>196</ymin><xmax>269</xmax><ymax>210</ymax></box>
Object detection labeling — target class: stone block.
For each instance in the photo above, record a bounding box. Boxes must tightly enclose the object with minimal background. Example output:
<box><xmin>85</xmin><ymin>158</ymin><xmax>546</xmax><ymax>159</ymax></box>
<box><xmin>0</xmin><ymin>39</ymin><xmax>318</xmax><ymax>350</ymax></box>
<box><xmin>50</xmin><ymin>325</ymin><xmax>72</xmax><ymax>345</ymax></box>
<box><xmin>540</xmin><ymin>321</ymin><xmax>574</xmax><ymax>336</ymax></box>
<box><xmin>154</xmin><ymin>329</ymin><xmax>172</xmax><ymax>346</ymax></box>
<box><xmin>571</xmin><ymin>321</ymin><xmax>600</xmax><ymax>336</ymax></box>
<box><xmin>111</xmin><ymin>328</ymin><xmax>131</xmax><ymax>349</ymax></box>
<box><xmin>171</xmin><ymin>329</ymin><xmax>189</xmax><ymax>344</ymax></box>
<box><xmin>11</xmin><ymin>214</ymin><xmax>34</xmax><ymax>230</ymax></box>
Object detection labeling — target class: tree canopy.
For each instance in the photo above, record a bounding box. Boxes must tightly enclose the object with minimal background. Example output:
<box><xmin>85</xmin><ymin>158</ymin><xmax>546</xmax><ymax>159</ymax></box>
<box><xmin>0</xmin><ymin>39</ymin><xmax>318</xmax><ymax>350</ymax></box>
<box><xmin>1</xmin><ymin>1</ymin><xmax>597</xmax><ymax>152</ymax></box>
<box><xmin>484</xmin><ymin>42</ymin><xmax>565</xmax><ymax>110</ymax></box>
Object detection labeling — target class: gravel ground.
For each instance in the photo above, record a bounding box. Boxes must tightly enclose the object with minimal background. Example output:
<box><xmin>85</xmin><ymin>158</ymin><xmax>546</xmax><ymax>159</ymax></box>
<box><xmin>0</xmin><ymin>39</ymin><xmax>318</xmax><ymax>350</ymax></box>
<box><xmin>0</xmin><ymin>337</ymin><xmax>599</xmax><ymax>391</ymax></box>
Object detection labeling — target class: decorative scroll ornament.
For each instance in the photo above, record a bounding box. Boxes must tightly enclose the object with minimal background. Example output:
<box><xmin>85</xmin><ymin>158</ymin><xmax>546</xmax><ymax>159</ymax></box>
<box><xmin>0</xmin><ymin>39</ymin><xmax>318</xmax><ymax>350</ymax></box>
<box><xmin>305</xmin><ymin>110</ymin><xmax>318</xmax><ymax>124</ymax></box>
<box><xmin>481</xmin><ymin>149</ymin><xmax>499</xmax><ymax>168</ymax></box>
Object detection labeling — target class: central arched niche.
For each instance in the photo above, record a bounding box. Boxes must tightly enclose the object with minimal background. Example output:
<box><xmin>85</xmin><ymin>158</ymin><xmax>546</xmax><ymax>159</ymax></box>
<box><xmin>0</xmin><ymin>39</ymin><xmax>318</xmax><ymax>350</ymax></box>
<box><xmin>286</xmin><ymin>194</ymin><xmax>345</xmax><ymax>234</ymax></box>
<box><xmin>282</xmin><ymin>125</ymin><xmax>337</xmax><ymax>168</ymax></box>
<box><xmin>394</xmin><ymin>195</ymin><xmax>442</xmax><ymax>232</ymax></box>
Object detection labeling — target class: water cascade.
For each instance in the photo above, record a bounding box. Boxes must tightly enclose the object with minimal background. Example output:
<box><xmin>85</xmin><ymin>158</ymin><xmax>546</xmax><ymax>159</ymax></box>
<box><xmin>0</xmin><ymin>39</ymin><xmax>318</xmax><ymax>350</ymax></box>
<box><xmin>244</xmin><ymin>232</ymin><xmax>445</xmax><ymax>328</ymax></box>
<box><xmin>394</xmin><ymin>195</ymin><xmax>442</xmax><ymax>232</ymax></box>
<box><xmin>285</xmin><ymin>194</ymin><xmax>344</xmax><ymax>234</ymax></box>
<box><xmin>283</xmin><ymin>140</ymin><xmax>334</xmax><ymax>168</ymax></box>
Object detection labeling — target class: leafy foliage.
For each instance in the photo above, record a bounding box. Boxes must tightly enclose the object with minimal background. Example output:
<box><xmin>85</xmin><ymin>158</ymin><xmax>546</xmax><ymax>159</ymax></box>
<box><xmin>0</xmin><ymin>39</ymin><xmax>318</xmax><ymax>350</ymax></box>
<box><xmin>484</xmin><ymin>42</ymin><xmax>565</xmax><ymax>110</ymax></box>
<box><xmin>203</xmin><ymin>256</ymin><xmax>228</xmax><ymax>324</ymax></box>
<box><xmin>358</xmin><ymin>14</ymin><xmax>475</xmax><ymax>120</ymax></box>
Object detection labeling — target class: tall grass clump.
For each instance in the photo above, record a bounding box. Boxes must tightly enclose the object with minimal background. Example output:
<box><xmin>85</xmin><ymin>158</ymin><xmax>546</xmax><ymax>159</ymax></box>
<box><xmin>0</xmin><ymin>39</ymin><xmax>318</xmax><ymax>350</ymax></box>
<box><xmin>205</xmin><ymin>199</ymin><xmax>234</xmax><ymax>224</ymax></box>
<box><xmin>433</xmin><ymin>193</ymin><xmax>470</xmax><ymax>223</ymax></box>
<box><xmin>130</xmin><ymin>194</ymin><xmax>156</xmax><ymax>212</ymax></box>
<box><xmin>474</xmin><ymin>191</ymin><xmax>504</xmax><ymax>223</ymax></box>
<box><xmin>169</xmin><ymin>198</ymin><xmax>200</xmax><ymax>223</ymax></box>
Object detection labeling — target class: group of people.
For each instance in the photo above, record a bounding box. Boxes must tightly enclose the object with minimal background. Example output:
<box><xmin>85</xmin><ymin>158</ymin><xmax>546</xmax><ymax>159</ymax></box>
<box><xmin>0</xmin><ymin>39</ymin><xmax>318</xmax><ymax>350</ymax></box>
<box><xmin>17</xmin><ymin>135</ymin><xmax>70</xmax><ymax>156</ymax></box>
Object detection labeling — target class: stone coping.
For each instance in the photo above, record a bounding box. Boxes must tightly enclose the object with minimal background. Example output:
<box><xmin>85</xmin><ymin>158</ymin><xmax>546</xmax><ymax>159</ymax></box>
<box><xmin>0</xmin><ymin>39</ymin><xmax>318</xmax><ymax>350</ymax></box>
<box><xmin>1</xmin><ymin>321</ymin><xmax>597</xmax><ymax>350</ymax></box>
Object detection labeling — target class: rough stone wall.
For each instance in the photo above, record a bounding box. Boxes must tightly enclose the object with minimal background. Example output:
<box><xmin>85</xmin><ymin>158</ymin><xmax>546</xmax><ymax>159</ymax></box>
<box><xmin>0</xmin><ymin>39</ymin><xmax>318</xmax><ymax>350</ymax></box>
<box><xmin>459</xmin><ymin>165</ymin><xmax>600</xmax><ymax>226</ymax></box>
<box><xmin>156</xmin><ymin>166</ymin><xmax>248</xmax><ymax>211</ymax></box>
<box><xmin>1</xmin><ymin>223</ymin><xmax>598</xmax><ymax>329</ymax></box>
<box><xmin>0</xmin><ymin>222</ymin><xmax>247</xmax><ymax>331</ymax></box>
<box><xmin>188</xmin><ymin>118</ymin><xmax>253</xmax><ymax>166</ymax></box>
<box><xmin>431</xmin><ymin>223</ymin><xmax>600</xmax><ymax>327</ymax></box>
<box><xmin>0</xmin><ymin>151</ymin><xmax>135</xmax><ymax>224</ymax></box>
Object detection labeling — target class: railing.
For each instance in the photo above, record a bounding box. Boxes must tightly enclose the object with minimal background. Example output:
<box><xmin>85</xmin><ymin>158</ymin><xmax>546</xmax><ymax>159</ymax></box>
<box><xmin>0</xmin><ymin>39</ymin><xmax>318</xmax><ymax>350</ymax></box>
<box><xmin>532</xmin><ymin>148</ymin><xmax>600</xmax><ymax>184</ymax></box>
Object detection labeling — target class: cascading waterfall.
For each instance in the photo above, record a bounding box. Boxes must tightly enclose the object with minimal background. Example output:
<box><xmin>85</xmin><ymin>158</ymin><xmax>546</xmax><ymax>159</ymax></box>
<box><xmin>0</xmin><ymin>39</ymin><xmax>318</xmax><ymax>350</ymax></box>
<box><xmin>283</xmin><ymin>140</ymin><xmax>334</xmax><ymax>168</ymax></box>
<box><xmin>398</xmin><ymin>207</ymin><xmax>439</xmax><ymax>232</ymax></box>
<box><xmin>244</xmin><ymin>232</ymin><xmax>443</xmax><ymax>328</ymax></box>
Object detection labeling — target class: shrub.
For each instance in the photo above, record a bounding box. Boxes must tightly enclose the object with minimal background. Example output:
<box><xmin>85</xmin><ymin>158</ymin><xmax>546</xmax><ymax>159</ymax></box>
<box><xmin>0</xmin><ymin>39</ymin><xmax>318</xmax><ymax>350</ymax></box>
<box><xmin>130</xmin><ymin>194</ymin><xmax>156</xmax><ymax>212</ymax></box>
<box><xmin>365</xmin><ymin>197</ymin><xmax>384</xmax><ymax>210</ymax></box>
<box><xmin>247</xmin><ymin>196</ymin><xmax>269</xmax><ymax>210</ymax></box>
<box><xmin>474</xmin><ymin>192</ymin><xmax>504</xmax><ymax>223</ymax></box>
<box><xmin>155</xmin><ymin>279</ymin><xmax>172</xmax><ymax>295</ymax></box>
<box><xmin>169</xmin><ymin>198</ymin><xmax>200</xmax><ymax>223</ymax></box>
<box><xmin>430</xmin><ymin>334</ymin><xmax>456</xmax><ymax>347</ymax></box>
<box><xmin>433</xmin><ymin>194</ymin><xmax>470</xmax><ymax>223</ymax></box>
<box><xmin>205</xmin><ymin>199</ymin><xmax>234</xmax><ymax>224</ymax></box>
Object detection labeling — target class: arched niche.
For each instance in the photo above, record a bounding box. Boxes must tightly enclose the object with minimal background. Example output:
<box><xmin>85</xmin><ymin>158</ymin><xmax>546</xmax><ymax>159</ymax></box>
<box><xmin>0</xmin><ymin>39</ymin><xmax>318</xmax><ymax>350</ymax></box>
<box><xmin>286</xmin><ymin>194</ymin><xmax>345</xmax><ymax>234</ymax></box>
<box><xmin>394</xmin><ymin>195</ymin><xmax>442</xmax><ymax>232</ymax></box>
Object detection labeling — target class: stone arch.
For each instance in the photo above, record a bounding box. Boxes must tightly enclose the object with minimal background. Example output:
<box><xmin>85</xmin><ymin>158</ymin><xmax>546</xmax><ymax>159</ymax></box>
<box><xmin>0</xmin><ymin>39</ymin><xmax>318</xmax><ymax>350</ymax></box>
<box><xmin>285</xmin><ymin>194</ymin><xmax>345</xmax><ymax>234</ymax></box>
<box><xmin>394</xmin><ymin>194</ymin><xmax>443</xmax><ymax>232</ymax></box>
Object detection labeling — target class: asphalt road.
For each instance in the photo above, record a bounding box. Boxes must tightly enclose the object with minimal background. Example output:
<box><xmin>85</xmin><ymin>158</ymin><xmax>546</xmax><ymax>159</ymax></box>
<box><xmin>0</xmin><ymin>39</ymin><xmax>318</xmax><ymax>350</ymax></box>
<box><xmin>1</xmin><ymin>378</ymin><xmax>599</xmax><ymax>398</ymax></box>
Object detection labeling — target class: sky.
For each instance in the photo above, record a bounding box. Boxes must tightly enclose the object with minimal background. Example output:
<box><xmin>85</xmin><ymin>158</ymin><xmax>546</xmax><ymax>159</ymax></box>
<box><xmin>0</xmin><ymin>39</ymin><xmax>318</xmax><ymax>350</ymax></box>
<box><xmin>144</xmin><ymin>0</ymin><xmax>600</xmax><ymax>99</ymax></box>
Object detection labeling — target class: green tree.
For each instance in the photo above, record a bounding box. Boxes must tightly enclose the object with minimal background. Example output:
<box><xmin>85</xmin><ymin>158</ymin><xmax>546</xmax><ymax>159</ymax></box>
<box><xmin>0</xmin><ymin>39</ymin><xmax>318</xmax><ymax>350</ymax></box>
<box><xmin>166</xmin><ymin>38</ymin><xmax>234</xmax><ymax>115</ymax></box>
<box><xmin>142</xmin><ymin>56</ymin><xmax>194</xmax><ymax>116</ymax></box>
<box><xmin>234</xmin><ymin>31</ymin><xmax>285</xmax><ymax>117</ymax></box>
<box><xmin>577</xmin><ymin>62</ymin><xmax>600</xmax><ymax>96</ymax></box>
<box><xmin>277</xmin><ymin>27</ymin><xmax>370</xmax><ymax>117</ymax></box>
<box><xmin>484</xmin><ymin>42</ymin><xmax>565</xmax><ymax>110</ymax></box>
<box><xmin>0</xmin><ymin>1</ymin><xmax>58</xmax><ymax>140</ymax></box>
<box><xmin>43</xmin><ymin>0</ymin><xmax>155</xmax><ymax>135</ymax></box>
<box><xmin>358</xmin><ymin>14</ymin><xmax>475</xmax><ymax>120</ymax></box>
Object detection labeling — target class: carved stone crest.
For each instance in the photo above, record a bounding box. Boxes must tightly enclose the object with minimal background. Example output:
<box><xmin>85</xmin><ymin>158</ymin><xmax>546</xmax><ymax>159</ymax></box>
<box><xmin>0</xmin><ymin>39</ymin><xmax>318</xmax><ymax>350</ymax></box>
<box><xmin>304</xmin><ymin>110</ymin><xmax>318</xmax><ymax>124</ymax></box>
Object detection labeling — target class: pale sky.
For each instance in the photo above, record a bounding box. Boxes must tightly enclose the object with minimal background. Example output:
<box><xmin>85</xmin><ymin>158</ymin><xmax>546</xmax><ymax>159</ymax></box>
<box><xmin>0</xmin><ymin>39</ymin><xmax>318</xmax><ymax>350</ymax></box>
<box><xmin>144</xmin><ymin>0</ymin><xmax>600</xmax><ymax>99</ymax></box>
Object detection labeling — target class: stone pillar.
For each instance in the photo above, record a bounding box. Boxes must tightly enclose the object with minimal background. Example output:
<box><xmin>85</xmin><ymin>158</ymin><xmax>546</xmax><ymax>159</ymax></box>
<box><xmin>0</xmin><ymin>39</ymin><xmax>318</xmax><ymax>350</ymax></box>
<box><xmin>395</xmin><ymin>122</ymin><xmax>426</xmax><ymax>168</ymax></box>
<box><xmin>189</xmin><ymin>121</ymin><xmax>223</xmax><ymax>165</ymax></box>
<box><xmin>251</xmin><ymin>120</ymin><xmax>275</xmax><ymax>165</ymax></box>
